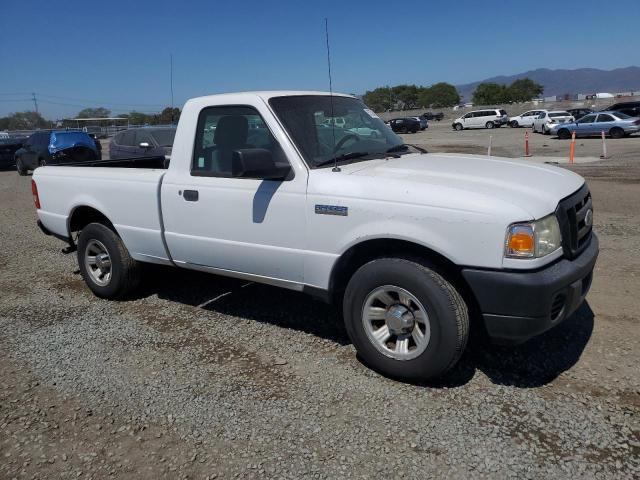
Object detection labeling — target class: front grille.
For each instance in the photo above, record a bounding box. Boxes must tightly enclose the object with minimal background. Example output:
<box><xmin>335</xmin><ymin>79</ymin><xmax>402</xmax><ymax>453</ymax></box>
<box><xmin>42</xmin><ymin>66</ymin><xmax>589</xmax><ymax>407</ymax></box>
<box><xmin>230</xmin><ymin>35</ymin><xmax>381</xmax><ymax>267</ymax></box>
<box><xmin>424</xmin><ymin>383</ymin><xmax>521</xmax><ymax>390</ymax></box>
<box><xmin>550</xmin><ymin>293</ymin><xmax>566</xmax><ymax>321</ymax></box>
<box><xmin>555</xmin><ymin>184</ymin><xmax>593</xmax><ymax>259</ymax></box>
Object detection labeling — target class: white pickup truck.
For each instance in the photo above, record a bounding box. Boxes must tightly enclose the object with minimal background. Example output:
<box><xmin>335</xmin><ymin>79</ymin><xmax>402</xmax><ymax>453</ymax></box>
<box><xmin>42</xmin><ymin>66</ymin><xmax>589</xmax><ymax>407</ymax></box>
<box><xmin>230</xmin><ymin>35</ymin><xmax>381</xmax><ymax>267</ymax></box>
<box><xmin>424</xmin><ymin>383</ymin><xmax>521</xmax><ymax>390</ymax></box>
<box><xmin>33</xmin><ymin>91</ymin><xmax>598</xmax><ymax>381</ymax></box>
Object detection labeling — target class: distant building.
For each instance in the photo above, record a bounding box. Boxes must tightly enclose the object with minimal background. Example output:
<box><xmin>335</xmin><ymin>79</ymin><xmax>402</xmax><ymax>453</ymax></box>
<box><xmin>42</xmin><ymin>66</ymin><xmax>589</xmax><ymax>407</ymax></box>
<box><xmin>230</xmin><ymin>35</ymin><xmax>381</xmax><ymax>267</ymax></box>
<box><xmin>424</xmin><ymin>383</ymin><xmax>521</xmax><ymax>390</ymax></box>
<box><xmin>596</xmin><ymin>92</ymin><xmax>614</xmax><ymax>99</ymax></box>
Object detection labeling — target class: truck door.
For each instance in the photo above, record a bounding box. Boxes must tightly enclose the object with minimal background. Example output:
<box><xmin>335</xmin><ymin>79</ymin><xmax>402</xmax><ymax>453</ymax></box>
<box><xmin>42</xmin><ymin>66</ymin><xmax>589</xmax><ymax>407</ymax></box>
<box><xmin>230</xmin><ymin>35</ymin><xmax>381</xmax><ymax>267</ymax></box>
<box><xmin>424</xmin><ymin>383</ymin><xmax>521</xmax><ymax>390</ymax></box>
<box><xmin>161</xmin><ymin>105</ymin><xmax>307</xmax><ymax>285</ymax></box>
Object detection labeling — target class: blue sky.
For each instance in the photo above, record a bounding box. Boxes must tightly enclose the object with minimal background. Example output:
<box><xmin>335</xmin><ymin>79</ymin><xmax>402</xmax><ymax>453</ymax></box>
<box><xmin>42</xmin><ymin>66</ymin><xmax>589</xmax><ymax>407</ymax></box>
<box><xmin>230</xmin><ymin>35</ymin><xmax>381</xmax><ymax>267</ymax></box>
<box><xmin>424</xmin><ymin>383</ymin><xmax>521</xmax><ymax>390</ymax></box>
<box><xmin>1</xmin><ymin>0</ymin><xmax>638</xmax><ymax>119</ymax></box>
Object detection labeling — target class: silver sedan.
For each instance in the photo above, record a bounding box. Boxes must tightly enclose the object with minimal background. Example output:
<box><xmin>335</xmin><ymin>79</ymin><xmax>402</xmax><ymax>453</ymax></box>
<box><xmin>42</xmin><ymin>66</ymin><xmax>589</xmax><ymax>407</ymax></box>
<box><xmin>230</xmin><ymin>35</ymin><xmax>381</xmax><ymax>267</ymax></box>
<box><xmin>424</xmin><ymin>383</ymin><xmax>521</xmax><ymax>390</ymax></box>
<box><xmin>550</xmin><ymin>111</ymin><xmax>640</xmax><ymax>139</ymax></box>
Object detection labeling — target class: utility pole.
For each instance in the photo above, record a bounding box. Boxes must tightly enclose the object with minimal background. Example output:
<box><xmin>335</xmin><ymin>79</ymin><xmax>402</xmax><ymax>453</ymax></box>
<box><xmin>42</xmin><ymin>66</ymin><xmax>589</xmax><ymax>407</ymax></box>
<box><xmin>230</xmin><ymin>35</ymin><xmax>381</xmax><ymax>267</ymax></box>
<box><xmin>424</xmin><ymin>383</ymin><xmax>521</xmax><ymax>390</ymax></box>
<box><xmin>32</xmin><ymin>92</ymin><xmax>39</xmax><ymax>113</ymax></box>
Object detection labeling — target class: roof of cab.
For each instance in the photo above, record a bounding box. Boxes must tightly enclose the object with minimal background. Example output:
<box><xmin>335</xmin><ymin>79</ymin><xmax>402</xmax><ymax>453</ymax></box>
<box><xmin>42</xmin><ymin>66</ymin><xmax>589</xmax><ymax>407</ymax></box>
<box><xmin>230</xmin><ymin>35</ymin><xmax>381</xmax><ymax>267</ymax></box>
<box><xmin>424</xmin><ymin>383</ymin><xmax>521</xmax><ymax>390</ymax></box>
<box><xmin>186</xmin><ymin>90</ymin><xmax>355</xmax><ymax>104</ymax></box>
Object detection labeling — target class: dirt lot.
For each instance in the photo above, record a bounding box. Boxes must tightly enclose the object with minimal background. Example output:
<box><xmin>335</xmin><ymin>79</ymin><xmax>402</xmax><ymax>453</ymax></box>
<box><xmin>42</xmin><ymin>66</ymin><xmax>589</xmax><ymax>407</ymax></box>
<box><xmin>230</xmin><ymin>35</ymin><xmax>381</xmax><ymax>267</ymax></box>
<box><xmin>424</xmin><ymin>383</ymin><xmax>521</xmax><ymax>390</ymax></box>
<box><xmin>1</xmin><ymin>145</ymin><xmax>639</xmax><ymax>478</ymax></box>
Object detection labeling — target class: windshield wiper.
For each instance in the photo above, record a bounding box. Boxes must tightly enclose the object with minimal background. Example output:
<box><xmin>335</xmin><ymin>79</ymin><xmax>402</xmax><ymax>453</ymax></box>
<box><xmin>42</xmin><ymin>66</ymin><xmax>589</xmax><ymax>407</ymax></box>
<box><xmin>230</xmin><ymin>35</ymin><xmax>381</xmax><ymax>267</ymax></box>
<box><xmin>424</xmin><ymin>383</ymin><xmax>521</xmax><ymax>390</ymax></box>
<box><xmin>386</xmin><ymin>143</ymin><xmax>427</xmax><ymax>154</ymax></box>
<box><xmin>314</xmin><ymin>151</ymin><xmax>372</xmax><ymax>168</ymax></box>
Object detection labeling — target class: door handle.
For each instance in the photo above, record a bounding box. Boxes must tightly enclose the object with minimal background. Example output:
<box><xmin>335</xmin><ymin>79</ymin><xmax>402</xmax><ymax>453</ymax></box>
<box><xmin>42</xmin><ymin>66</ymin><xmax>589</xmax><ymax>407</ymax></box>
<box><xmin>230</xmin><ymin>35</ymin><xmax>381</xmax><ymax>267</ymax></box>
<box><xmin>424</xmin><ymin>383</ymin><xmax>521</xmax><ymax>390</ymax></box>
<box><xmin>182</xmin><ymin>190</ymin><xmax>199</xmax><ymax>202</ymax></box>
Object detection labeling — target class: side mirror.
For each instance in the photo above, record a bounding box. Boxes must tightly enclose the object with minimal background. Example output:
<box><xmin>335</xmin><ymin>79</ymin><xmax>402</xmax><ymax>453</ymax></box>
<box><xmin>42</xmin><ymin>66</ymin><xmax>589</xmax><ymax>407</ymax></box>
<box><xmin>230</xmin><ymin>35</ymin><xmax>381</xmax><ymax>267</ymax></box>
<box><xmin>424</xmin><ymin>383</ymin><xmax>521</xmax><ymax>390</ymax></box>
<box><xmin>232</xmin><ymin>148</ymin><xmax>291</xmax><ymax>180</ymax></box>
<box><xmin>139</xmin><ymin>142</ymin><xmax>151</xmax><ymax>148</ymax></box>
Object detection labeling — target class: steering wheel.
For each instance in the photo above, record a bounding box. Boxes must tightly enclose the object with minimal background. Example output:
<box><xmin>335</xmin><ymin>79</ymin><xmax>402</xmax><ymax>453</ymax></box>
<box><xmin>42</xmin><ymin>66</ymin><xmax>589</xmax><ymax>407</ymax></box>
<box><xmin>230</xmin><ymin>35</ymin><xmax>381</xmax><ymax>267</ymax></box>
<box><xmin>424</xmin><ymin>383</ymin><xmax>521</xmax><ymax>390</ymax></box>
<box><xmin>333</xmin><ymin>133</ymin><xmax>361</xmax><ymax>152</ymax></box>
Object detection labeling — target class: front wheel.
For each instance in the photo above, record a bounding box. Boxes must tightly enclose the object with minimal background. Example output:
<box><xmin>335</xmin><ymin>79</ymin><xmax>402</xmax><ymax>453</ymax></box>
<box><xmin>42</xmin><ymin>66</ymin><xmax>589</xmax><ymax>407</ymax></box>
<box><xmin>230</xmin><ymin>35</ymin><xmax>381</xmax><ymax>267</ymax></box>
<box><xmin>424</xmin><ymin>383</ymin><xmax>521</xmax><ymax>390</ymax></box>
<box><xmin>77</xmin><ymin>222</ymin><xmax>142</xmax><ymax>299</ymax></box>
<box><xmin>557</xmin><ymin>128</ymin><xmax>571</xmax><ymax>140</ymax></box>
<box><xmin>453</xmin><ymin>123</ymin><xmax>463</xmax><ymax>131</ymax></box>
<box><xmin>343</xmin><ymin>258</ymin><xmax>469</xmax><ymax>382</ymax></box>
<box><xmin>485</xmin><ymin>121</ymin><xmax>494</xmax><ymax>129</ymax></box>
<box><xmin>510</xmin><ymin>120</ymin><xmax>519</xmax><ymax>128</ymax></box>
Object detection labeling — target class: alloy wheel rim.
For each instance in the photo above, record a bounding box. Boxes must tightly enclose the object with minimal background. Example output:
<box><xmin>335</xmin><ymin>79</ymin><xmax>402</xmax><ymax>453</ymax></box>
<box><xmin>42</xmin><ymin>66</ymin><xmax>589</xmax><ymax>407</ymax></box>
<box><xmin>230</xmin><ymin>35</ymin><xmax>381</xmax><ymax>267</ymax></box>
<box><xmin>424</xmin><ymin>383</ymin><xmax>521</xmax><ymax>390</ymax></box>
<box><xmin>362</xmin><ymin>285</ymin><xmax>431</xmax><ymax>361</ymax></box>
<box><xmin>84</xmin><ymin>239</ymin><xmax>112</xmax><ymax>286</ymax></box>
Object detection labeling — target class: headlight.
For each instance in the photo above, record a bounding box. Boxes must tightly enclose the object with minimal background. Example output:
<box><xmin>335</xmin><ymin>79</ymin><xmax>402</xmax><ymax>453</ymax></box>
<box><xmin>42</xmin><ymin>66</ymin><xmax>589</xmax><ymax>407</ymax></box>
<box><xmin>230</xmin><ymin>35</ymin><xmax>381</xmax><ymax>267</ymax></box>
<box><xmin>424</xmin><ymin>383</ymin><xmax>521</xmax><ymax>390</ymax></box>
<box><xmin>505</xmin><ymin>214</ymin><xmax>562</xmax><ymax>258</ymax></box>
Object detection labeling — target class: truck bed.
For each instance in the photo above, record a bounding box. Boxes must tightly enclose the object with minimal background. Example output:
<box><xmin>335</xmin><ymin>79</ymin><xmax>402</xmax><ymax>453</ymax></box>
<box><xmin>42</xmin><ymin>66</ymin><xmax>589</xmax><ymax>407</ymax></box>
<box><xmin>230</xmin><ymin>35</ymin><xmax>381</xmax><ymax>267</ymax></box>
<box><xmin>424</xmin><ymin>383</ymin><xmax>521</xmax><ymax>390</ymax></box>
<box><xmin>34</xmin><ymin>163</ymin><xmax>171</xmax><ymax>265</ymax></box>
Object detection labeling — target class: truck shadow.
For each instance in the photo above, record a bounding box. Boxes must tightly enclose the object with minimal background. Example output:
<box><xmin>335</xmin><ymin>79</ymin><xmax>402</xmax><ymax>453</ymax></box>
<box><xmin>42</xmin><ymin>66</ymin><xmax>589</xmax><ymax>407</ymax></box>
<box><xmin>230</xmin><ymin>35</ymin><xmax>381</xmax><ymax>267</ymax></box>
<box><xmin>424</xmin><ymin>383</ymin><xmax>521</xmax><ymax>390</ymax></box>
<box><xmin>431</xmin><ymin>302</ymin><xmax>595</xmax><ymax>388</ymax></box>
<box><xmin>139</xmin><ymin>266</ymin><xmax>594</xmax><ymax>389</ymax></box>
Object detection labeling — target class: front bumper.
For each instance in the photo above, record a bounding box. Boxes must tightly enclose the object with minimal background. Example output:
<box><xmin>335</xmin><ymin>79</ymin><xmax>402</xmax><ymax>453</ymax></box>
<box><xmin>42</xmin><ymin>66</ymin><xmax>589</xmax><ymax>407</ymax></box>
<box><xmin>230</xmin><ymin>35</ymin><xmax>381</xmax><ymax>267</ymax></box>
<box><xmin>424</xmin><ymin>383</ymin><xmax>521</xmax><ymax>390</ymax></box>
<box><xmin>462</xmin><ymin>234</ymin><xmax>599</xmax><ymax>344</ymax></box>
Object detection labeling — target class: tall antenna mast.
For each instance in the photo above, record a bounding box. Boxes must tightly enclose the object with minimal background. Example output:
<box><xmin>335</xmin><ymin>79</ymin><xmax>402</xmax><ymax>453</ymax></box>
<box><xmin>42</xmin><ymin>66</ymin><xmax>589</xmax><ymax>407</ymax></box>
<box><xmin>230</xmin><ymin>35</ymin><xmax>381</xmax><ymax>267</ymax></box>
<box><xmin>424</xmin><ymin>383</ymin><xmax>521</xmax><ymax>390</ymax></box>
<box><xmin>170</xmin><ymin>54</ymin><xmax>175</xmax><ymax>124</ymax></box>
<box><xmin>325</xmin><ymin>18</ymin><xmax>340</xmax><ymax>172</ymax></box>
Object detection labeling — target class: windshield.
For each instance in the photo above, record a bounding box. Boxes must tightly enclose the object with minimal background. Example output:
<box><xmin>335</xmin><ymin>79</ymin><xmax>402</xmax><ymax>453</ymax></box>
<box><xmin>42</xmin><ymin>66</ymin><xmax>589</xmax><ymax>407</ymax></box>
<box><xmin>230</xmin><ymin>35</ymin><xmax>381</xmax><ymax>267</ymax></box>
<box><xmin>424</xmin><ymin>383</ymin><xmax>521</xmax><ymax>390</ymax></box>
<box><xmin>150</xmin><ymin>128</ymin><xmax>176</xmax><ymax>147</ymax></box>
<box><xmin>549</xmin><ymin>112</ymin><xmax>571</xmax><ymax>117</ymax></box>
<box><xmin>269</xmin><ymin>95</ymin><xmax>405</xmax><ymax>168</ymax></box>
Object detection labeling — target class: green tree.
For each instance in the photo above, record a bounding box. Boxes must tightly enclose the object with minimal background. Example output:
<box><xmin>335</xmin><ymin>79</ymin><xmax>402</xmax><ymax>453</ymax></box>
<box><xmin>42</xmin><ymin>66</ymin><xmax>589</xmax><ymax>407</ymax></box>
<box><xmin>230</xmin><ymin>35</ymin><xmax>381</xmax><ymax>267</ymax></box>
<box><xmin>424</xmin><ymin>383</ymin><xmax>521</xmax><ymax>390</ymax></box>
<box><xmin>472</xmin><ymin>83</ymin><xmax>510</xmax><ymax>105</ymax></box>
<box><xmin>507</xmin><ymin>78</ymin><xmax>544</xmax><ymax>103</ymax></box>
<box><xmin>76</xmin><ymin>107</ymin><xmax>111</xmax><ymax>118</ymax></box>
<box><xmin>418</xmin><ymin>82</ymin><xmax>460</xmax><ymax>108</ymax></box>
<box><xmin>391</xmin><ymin>84</ymin><xmax>420</xmax><ymax>110</ymax></box>
<box><xmin>159</xmin><ymin>107</ymin><xmax>180</xmax><ymax>124</ymax></box>
<box><xmin>0</xmin><ymin>111</ymin><xmax>52</xmax><ymax>130</ymax></box>
<box><xmin>362</xmin><ymin>86</ymin><xmax>394</xmax><ymax>112</ymax></box>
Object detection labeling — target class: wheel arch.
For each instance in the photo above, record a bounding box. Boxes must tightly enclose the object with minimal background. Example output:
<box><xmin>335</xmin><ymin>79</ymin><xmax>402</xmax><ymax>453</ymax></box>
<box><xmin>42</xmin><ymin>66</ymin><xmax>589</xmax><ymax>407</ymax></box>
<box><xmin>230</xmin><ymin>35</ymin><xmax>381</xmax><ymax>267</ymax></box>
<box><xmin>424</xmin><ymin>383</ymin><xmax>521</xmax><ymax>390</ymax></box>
<box><xmin>67</xmin><ymin>205</ymin><xmax>118</xmax><ymax>237</ymax></box>
<box><xmin>328</xmin><ymin>238</ymin><xmax>479</xmax><ymax>316</ymax></box>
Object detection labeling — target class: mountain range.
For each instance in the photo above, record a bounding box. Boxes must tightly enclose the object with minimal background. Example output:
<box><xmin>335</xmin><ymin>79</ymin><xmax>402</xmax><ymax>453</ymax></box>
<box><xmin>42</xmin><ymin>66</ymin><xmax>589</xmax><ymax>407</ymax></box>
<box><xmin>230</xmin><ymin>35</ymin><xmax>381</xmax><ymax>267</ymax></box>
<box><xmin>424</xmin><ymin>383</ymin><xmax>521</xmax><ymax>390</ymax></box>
<box><xmin>456</xmin><ymin>66</ymin><xmax>640</xmax><ymax>100</ymax></box>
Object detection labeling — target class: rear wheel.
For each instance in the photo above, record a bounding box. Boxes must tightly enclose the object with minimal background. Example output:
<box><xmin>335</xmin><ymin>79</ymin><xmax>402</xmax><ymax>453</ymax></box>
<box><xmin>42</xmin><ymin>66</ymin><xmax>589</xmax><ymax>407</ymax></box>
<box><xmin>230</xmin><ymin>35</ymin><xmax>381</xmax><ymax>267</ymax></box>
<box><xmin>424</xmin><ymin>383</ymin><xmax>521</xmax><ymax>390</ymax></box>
<box><xmin>453</xmin><ymin>123</ymin><xmax>463</xmax><ymax>131</ymax></box>
<box><xmin>343</xmin><ymin>257</ymin><xmax>469</xmax><ymax>382</ymax></box>
<box><xmin>485</xmin><ymin>121</ymin><xmax>494</xmax><ymax>129</ymax></box>
<box><xmin>16</xmin><ymin>158</ymin><xmax>27</xmax><ymax>176</ymax></box>
<box><xmin>77</xmin><ymin>222</ymin><xmax>141</xmax><ymax>299</ymax></box>
<box><xmin>610</xmin><ymin>127</ymin><xmax>624</xmax><ymax>139</ymax></box>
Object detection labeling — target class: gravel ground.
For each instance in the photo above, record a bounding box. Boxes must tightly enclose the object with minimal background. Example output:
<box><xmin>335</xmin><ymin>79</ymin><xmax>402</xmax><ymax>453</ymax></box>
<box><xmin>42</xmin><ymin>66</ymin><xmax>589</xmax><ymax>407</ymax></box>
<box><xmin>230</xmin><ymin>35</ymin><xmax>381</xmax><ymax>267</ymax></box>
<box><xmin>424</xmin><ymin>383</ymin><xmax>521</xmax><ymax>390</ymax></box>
<box><xmin>1</xmin><ymin>159</ymin><xmax>639</xmax><ymax>478</ymax></box>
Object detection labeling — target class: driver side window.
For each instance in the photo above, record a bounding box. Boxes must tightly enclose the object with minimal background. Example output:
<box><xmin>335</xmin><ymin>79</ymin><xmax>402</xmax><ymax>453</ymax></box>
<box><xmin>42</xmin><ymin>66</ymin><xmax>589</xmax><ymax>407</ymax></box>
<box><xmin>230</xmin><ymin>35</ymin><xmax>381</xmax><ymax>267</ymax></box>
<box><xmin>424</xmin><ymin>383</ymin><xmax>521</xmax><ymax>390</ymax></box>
<box><xmin>191</xmin><ymin>105</ymin><xmax>287</xmax><ymax>177</ymax></box>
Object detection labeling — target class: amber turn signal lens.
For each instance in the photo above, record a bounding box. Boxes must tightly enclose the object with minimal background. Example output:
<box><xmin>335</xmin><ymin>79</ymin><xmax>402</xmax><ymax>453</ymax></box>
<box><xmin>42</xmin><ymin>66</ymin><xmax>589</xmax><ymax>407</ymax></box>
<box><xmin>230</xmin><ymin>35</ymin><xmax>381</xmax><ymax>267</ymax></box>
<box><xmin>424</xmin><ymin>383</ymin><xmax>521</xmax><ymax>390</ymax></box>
<box><xmin>508</xmin><ymin>232</ymin><xmax>534</xmax><ymax>253</ymax></box>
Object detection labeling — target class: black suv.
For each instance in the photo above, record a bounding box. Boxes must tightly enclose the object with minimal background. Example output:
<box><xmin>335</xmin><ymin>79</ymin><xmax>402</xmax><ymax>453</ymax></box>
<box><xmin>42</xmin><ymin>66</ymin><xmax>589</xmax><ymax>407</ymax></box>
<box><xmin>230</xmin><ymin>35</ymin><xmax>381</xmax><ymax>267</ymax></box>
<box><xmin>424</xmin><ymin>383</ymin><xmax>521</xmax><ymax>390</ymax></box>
<box><xmin>388</xmin><ymin>117</ymin><xmax>420</xmax><ymax>134</ymax></box>
<box><xmin>603</xmin><ymin>101</ymin><xmax>640</xmax><ymax>118</ymax></box>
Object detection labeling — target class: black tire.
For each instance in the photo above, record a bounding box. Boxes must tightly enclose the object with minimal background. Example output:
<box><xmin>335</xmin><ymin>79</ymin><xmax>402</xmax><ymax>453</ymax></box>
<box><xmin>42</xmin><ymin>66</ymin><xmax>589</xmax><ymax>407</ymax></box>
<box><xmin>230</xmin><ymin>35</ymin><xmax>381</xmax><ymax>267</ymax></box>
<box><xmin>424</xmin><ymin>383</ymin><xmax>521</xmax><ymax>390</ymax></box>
<box><xmin>343</xmin><ymin>257</ymin><xmax>469</xmax><ymax>382</ymax></box>
<box><xmin>77</xmin><ymin>222</ymin><xmax>142</xmax><ymax>299</ymax></box>
<box><xmin>557</xmin><ymin>128</ymin><xmax>571</xmax><ymax>140</ymax></box>
<box><xmin>16</xmin><ymin>157</ymin><xmax>27</xmax><ymax>176</ymax></box>
<box><xmin>453</xmin><ymin>123</ymin><xmax>463</xmax><ymax>131</ymax></box>
<box><xmin>610</xmin><ymin>127</ymin><xmax>624</xmax><ymax>139</ymax></box>
<box><xmin>38</xmin><ymin>158</ymin><xmax>46</xmax><ymax>168</ymax></box>
<box><xmin>510</xmin><ymin>120</ymin><xmax>519</xmax><ymax>128</ymax></box>
<box><xmin>485</xmin><ymin>121</ymin><xmax>494</xmax><ymax>129</ymax></box>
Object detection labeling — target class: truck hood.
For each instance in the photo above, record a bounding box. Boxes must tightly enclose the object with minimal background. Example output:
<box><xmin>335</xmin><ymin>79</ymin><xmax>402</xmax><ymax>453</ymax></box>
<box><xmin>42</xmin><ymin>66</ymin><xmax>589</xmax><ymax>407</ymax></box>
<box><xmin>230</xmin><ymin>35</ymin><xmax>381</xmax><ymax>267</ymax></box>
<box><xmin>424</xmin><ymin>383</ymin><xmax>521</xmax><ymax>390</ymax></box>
<box><xmin>338</xmin><ymin>152</ymin><xmax>585</xmax><ymax>219</ymax></box>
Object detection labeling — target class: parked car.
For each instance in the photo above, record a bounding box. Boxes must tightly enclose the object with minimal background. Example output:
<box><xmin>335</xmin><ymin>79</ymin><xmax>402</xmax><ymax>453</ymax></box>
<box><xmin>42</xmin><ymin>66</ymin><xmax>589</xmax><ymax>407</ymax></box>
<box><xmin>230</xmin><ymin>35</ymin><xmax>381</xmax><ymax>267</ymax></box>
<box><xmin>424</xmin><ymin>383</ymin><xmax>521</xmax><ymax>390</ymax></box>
<box><xmin>15</xmin><ymin>130</ymin><xmax>98</xmax><ymax>175</ymax></box>
<box><xmin>508</xmin><ymin>110</ymin><xmax>547</xmax><ymax>128</ymax></box>
<box><xmin>109</xmin><ymin>127</ymin><xmax>176</xmax><ymax>160</ymax></box>
<box><xmin>411</xmin><ymin>117</ymin><xmax>428</xmax><ymax>130</ymax></box>
<box><xmin>33</xmin><ymin>91</ymin><xmax>598</xmax><ymax>383</ymax></box>
<box><xmin>422</xmin><ymin>112</ymin><xmax>443</xmax><ymax>121</ymax></box>
<box><xmin>602</xmin><ymin>101</ymin><xmax>640</xmax><ymax>118</ymax></box>
<box><xmin>389</xmin><ymin>117</ymin><xmax>420</xmax><ymax>133</ymax></box>
<box><xmin>0</xmin><ymin>131</ymin><xmax>9</xmax><ymax>139</ymax></box>
<box><xmin>532</xmin><ymin>111</ymin><xmax>574</xmax><ymax>134</ymax></box>
<box><xmin>347</xmin><ymin>127</ymin><xmax>382</xmax><ymax>138</ymax></box>
<box><xmin>452</xmin><ymin>109</ymin><xmax>508</xmax><ymax>130</ymax></box>
<box><xmin>566</xmin><ymin>108</ymin><xmax>593</xmax><ymax>121</ymax></box>
<box><xmin>0</xmin><ymin>136</ymin><xmax>26</xmax><ymax>169</ymax></box>
<box><xmin>551</xmin><ymin>111</ymin><xmax>640</xmax><ymax>139</ymax></box>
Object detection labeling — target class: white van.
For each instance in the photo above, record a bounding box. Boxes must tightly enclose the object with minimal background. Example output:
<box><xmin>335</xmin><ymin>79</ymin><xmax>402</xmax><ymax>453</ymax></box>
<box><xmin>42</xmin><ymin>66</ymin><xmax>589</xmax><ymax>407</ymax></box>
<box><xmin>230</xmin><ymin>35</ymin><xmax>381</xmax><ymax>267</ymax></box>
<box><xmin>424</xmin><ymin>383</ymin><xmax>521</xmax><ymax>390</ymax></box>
<box><xmin>452</xmin><ymin>109</ymin><xmax>508</xmax><ymax>130</ymax></box>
